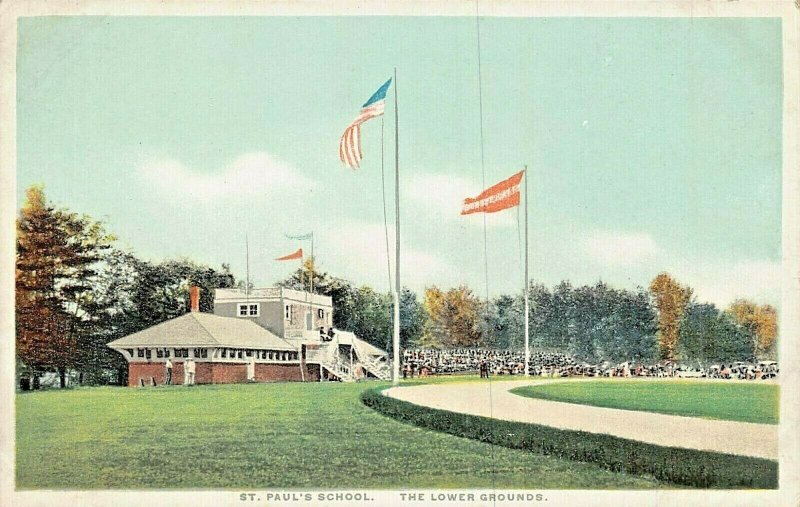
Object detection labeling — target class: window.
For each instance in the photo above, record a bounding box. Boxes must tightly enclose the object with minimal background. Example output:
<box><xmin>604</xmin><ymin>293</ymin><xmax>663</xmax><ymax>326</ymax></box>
<box><xmin>193</xmin><ymin>348</ymin><xmax>207</xmax><ymax>359</ymax></box>
<box><xmin>238</xmin><ymin>303</ymin><xmax>259</xmax><ymax>317</ymax></box>
<box><xmin>318</xmin><ymin>308</ymin><xmax>324</xmax><ymax>319</ymax></box>
<box><xmin>237</xmin><ymin>350</ymin><xmax>243</xmax><ymax>359</ymax></box>
<box><xmin>285</xmin><ymin>305</ymin><xmax>290</xmax><ymax>320</ymax></box>
<box><xmin>175</xmin><ymin>348</ymin><xmax>188</xmax><ymax>358</ymax></box>
<box><xmin>246</xmin><ymin>350</ymin><xmax>252</xmax><ymax>357</ymax></box>
<box><xmin>156</xmin><ymin>349</ymin><xmax>164</xmax><ymax>358</ymax></box>
<box><xmin>137</xmin><ymin>348</ymin><xmax>145</xmax><ymax>358</ymax></box>
<box><xmin>221</xmin><ymin>349</ymin><xmax>227</xmax><ymax>358</ymax></box>
<box><xmin>164</xmin><ymin>348</ymin><xmax>171</xmax><ymax>358</ymax></box>
<box><xmin>145</xmin><ymin>349</ymin><xmax>152</xmax><ymax>359</ymax></box>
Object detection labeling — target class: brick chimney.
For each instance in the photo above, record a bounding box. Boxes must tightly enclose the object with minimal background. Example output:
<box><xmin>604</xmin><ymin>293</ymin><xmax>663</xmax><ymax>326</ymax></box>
<box><xmin>189</xmin><ymin>286</ymin><xmax>200</xmax><ymax>313</ymax></box>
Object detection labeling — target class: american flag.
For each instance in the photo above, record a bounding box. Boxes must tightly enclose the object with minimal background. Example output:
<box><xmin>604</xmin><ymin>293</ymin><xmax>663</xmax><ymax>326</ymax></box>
<box><xmin>339</xmin><ymin>78</ymin><xmax>392</xmax><ymax>169</ymax></box>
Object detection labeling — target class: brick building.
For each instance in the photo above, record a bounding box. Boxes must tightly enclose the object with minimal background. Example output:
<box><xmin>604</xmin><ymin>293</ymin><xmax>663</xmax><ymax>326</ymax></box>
<box><xmin>108</xmin><ymin>286</ymin><xmax>390</xmax><ymax>386</ymax></box>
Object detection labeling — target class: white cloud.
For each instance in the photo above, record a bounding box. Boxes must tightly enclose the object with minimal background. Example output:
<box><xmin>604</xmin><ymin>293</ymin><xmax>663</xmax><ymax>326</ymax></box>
<box><xmin>136</xmin><ymin>152</ymin><xmax>316</xmax><ymax>202</ymax></box>
<box><xmin>403</xmin><ymin>172</ymin><xmax>516</xmax><ymax>228</ymax></box>
<box><xmin>669</xmin><ymin>259</ymin><xmax>781</xmax><ymax>309</ymax></box>
<box><xmin>580</xmin><ymin>230</ymin><xmax>779</xmax><ymax>308</ymax></box>
<box><xmin>583</xmin><ymin>231</ymin><xmax>660</xmax><ymax>266</ymax></box>
<box><xmin>318</xmin><ymin>220</ymin><xmax>453</xmax><ymax>291</ymax></box>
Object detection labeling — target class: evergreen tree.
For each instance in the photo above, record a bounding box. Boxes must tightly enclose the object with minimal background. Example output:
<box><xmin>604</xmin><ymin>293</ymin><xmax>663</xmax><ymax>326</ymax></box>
<box><xmin>16</xmin><ymin>186</ymin><xmax>113</xmax><ymax>387</ymax></box>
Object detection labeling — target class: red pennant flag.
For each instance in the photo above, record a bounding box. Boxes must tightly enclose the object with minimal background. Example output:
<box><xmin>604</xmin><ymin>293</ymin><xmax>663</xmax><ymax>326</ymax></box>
<box><xmin>276</xmin><ymin>248</ymin><xmax>303</xmax><ymax>261</ymax></box>
<box><xmin>461</xmin><ymin>170</ymin><xmax>524</xmax><ymax>215</ymax></box>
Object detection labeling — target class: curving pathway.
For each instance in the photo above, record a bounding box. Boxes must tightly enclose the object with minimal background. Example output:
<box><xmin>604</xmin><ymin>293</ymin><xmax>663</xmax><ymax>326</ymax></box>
<box><xmin>383</xmin><ymin>379</ymin><xmax>778</xmax><ymax>460</ymax></box>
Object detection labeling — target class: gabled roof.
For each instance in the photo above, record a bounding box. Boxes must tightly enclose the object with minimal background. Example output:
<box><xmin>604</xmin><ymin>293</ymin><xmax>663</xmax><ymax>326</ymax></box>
<box><xmin>107</xmin><ymin>312</ymin><xmax>296</xmax><ymax>351</ymax></box>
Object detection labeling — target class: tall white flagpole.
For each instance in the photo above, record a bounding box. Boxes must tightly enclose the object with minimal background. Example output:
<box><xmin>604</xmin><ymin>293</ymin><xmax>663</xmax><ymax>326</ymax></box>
<box><xmin>524</xmin><ymin>165</ymin><xmax>530</xmax><ymax>376</ymax></box>
<box><xmin>392</xmin><ymin>67</ymin><xmax>401</xmax><ymax>385</ymax></box>
<box><xmin>245</xmin><ymin>233</ymin><xmax>250</xmax><ymax>299</ymax></box>
<box><xmin>310</xmin><ymin>232</ymin><xmax>314</xmax><ymax>295</ymax></box>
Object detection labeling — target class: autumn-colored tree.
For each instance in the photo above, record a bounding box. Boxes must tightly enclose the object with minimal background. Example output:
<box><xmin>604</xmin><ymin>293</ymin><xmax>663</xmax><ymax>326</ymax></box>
<box><xmin>649</xmin><ymin>273</ymin><xmax>692</xmax><ymax>361</ymax></box>
<box><xmin>420</xmin><ymin>286</ymin><xmax>446</xmax><ymax>348</ymax></box>
<box><xmin>421</xmin><ymin>285</ymin><xmax>482</xmax><ymax>347</ymax></box>
<box><xmin>442</xmin><ymin>286</ymin><xmax>483</xmax><ymax>347</ymax></box>
<box><xmin>16</xmin><ymin>186</ymin><xmax>113</xmax><ymax>387</ymax></box>
<box><xmin>755</xmin><ymin>305</ymin><xmax>779</xmax><ymax>357</ymax></box>
<box><xmin>727</xmin><ymin>299</ymin><xmax>778</xmax><ymax>359</ymax></box>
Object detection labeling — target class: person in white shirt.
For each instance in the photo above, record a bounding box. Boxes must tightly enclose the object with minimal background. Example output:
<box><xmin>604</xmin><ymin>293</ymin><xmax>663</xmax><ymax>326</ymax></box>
<box><xmin>184</xmin><ymin>359</ymin><xmax>196</xmax><ymax>386</ymax></box>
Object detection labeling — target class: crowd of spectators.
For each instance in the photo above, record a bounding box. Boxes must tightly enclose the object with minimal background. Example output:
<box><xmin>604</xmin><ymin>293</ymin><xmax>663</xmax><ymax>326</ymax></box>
<box><xmin>401</xmin><ymin>348</ymin><xmax>779</xmax><ymax>380</ymax></box>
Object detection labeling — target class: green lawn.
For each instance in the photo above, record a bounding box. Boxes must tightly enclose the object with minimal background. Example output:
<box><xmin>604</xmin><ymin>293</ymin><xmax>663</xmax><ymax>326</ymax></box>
<box><xmin>16</xmin><ymin>379</ymin><xmax>661</xmax><ymax>489</ymax></box>
<box><xmin>511</xmin><ymin>380</ymin><xmax>779</xmax><ymax>424</ymax></box>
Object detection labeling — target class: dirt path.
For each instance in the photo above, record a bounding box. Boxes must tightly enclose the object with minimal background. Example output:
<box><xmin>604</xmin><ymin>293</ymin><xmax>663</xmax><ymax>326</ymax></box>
<box><xmin>383</xmin><ymin>379</ymin><xmax>778</xmax><ymax>460</ymax></box>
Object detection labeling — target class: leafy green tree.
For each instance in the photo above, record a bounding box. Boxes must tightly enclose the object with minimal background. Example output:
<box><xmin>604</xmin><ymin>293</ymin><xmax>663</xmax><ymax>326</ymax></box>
<box><xmin>549</xmin><ymin>281</ymin><xmax>575</xmax><ymax>350</ymax></box>
<box><xmin>679</xmin><ymin>302</ymin><xmax>755</xmax><ymax>364</ymax></box>
<box><xmin>89</xmin><ymin>253</ymin><xmax>236</xmax><ymax>383</ymax></box>
<box><xmin>487</xmin><ymin>294</ymin><xmax>522</xmax><ymax>349</ymax></box>
<box><xmin>399</xmin><ymin>287</ymin><xmax>425</xmax><ymax>348</ymax></box>
<box><xmin>121</xmin><ymin>257</ymin><xmax>237</xmax><ymax>330</ymax></box>
<box><xmin>527</xmin><ymin>283</ymin><xmax>555</xmax><ymax>348</ymax></box>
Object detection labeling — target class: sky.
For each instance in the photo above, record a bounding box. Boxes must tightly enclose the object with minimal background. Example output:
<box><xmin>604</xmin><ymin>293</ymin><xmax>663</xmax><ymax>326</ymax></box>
<box><xmin>16</xmin><ymin>16</ymin><xmax>783</xmax><ymax>308</ymax></box>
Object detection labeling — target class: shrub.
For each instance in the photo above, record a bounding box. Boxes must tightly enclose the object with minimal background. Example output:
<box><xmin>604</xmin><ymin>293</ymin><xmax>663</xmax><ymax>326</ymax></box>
<box><xmin>360</xmin><ymin>388</ymin><xmax>777</xmax><ymax>489</ymax></box>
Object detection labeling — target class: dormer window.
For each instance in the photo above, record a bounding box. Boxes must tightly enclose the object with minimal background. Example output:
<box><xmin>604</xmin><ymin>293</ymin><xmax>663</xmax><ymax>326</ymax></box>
<box><xmin>238</xmin><ymin>303</ymin><xmax>259</xmax><ymax>317</ymax></box>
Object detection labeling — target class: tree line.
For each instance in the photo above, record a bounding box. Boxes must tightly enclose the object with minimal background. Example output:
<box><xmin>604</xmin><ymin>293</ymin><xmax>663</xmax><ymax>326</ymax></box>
<box><xmin>277</xmin><ymin>260</ymin><xmax>778</xmax><ymax>366</ymax></box>
<box><xmin>16</xmin><ymin>186</ymin><xmax>237</xmax><ymax>387</ymax></box>
<box><xmin>16</xmin><ymin>186</ymin><xmax>778</xmax><ymax>387</ymax></box>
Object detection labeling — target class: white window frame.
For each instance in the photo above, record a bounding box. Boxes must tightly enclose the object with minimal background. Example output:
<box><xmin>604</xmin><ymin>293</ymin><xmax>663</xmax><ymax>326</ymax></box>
<box><xmin>238</xmin><ymin>303</ymin><xmax>260</xmax><ymax>317</ymax></box>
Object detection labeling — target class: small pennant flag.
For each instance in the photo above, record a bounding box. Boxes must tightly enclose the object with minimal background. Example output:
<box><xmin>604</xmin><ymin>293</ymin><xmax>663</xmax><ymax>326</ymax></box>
<box><xmin>461</xmin><ymin>170</ymin><xmax>525</xmax><ymax>215</ymax></box>
<box><xmin>339</xmin><ymin>78</ymin><xmax>392</xmax><ymax>169</ymax></box>
<box><xmin>276</xmin><ymin>248</ymin><xmax>303</xmax><ymax>261</ymax></box>
<box><xmin>285</xmin><ymin>233</ymin><xmax>312</xmax><ymax>241</ymax></box>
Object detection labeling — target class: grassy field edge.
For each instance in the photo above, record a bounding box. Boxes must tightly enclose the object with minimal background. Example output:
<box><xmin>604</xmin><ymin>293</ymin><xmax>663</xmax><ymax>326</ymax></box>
<box><xmin>16</xmin><ymin>382</ymin><xmax>663</xmax><ymax>489</ymax></box>
<box><xmin>509</xmin><ymin>380</ymin><xmax>779</xmax><ymax>425</ymax></box>
<box><xmin>360</xmin><ymin>387</ymin><xmax>778</xmax><ymax>489</ymax></box>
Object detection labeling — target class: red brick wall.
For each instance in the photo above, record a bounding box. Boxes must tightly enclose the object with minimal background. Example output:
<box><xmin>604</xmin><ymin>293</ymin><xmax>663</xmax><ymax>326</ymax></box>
<box><xmin>129</xmin><ymin>361</ymin><xmax>192</xmax><ymax>386</ymax></box>
<box><xmin>128</xmin><ymin>361</ymin><xmax>320</xmax><ymax>386</ymax></box>
<box><xmin>211</xmin><ymin>363</ymin><xmax>248</xmax><ymax>383</ymax></box>
<box><xmin>128</xmin><ymin>363</ymin><xmax>166</xmax><ymax>387</ymax></box>
<box><xmin>195</xmin><ymin>362</ymin><xmax>212</xmax><ymax>384</ymax></box>
<box><xmin>253</xmin><ymin>363</ymin><xmax>320</xmax><ymax>382</ymax></box>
